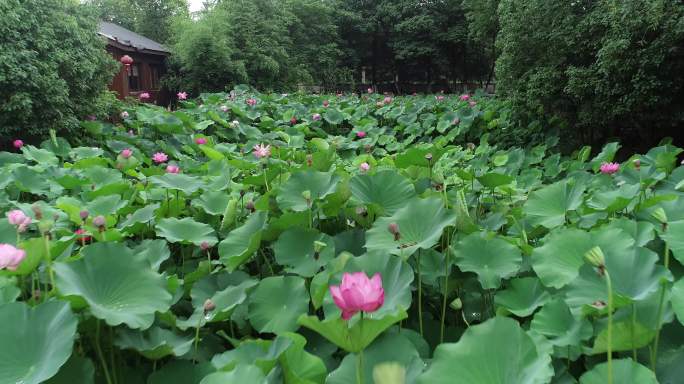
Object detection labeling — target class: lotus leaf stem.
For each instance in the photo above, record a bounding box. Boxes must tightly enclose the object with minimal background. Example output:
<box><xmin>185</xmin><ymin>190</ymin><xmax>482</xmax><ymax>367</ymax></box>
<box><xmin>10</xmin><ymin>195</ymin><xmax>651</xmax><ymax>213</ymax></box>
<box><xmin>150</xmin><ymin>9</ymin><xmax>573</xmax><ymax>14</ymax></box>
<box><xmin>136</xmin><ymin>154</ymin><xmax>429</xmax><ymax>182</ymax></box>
<box><xmin>651</xmin><ymin>241</ymin><xmax>670</xmax><ymax>370</ymax></box>
<box><xmin>605</xmin><ymin>270</ymin><xmax>613</xmax><ymax>384</ymax></box>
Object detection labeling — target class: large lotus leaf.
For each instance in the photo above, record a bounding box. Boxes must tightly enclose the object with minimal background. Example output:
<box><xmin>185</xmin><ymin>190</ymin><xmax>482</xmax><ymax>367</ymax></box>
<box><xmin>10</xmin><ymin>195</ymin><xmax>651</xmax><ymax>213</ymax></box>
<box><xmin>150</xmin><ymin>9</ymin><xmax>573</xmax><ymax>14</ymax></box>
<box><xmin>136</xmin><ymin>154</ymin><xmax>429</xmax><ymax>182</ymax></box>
<box><xmin>200</xmin><ymin>365</ymin><xmax>266</xmax><ymax>384</ymax></box>
<box><xmin>276</xmin><ymin>170</ymin><xmax>340</xmax><ymax>211</ymax></box>
<box><xmin>86</xmin><ymin>194</ymin><xmax>126</xmax><ymax>217</ymax></box>
<box><xmin>579</xmin><ymin>359</ymin><xmax>657</xmax><ymax>384</ymax></box>
<box><xmin>606</xmin><ymin>218</ymin><xmax>655</xmax><ymax>247</ymax></box>
<box><xmin>661</xmin><ymin>220</ymin><xmax>684</xmax><ymax>265</ymax></box>
<box><xmin>248</xmin><ymin>276</ymin><xmax>310</xmax><ymax>333</ymax></box>
<box><xmin>669</xmin><ymin>278</ymin><xmax>684</xmax><ymax>326</ymax></box>
<box><xmin>453</xmin><ymin>232</ymin><xmax>522</xmax><ymax>289</ymax></box>
<box><xmin>119</xmin><ymin>203</ymin><xmax>161</xmax><ymax>231</ymax></box>
<box><xmin>530</xmin><ymin>299</ymin><xmax>592</xmax><ymax>347</ymax></box>
<box><xmin>592</xmin><ymin>320</ymin><xmax>655</xmax><ymax>354</ymax></box>
<box><xmin>495</xmin><ymin>277</ymin><xmax>551</xmax><ymax>317</ymax></box>
<box><xmin>22</xmin><ymin>145</ymin><xmax>59</xmax><ymax>165</ymax></box>
<box><xmin>477</xmin><ymin>172</ymin><xmax>514</xmax><ymax>189</ymax></box>
<box><xmin>156</xmin><ymin>217</ymin><xmax>218</xmax><ymax>246</ymax></box>
<box><xmin>365</xmin><ymin>197</ymin><xmax>456</xmax><ymax>257</ymax></box>
<box><xmin>177</xmin><ymin>272</ymin><xmax>257</xmax><ymax>330</ymax></box>
<box><xmin>219</xmin><ymin>211</ymin><xmax>267</xmax><ymax>271</ymax></box>
<box><xmin>322</xmin><ymin>252</ymin><xmax>414</xmax><ymax>320</ymax></box>
<box><xmin>148</xmin><ymin>361</ymin><xmax>214</xmax><ymax>384</ymax></box>
<box><xmin>298</xmin><ymin>309</ymin><xmax>407</xmax><ymax>353</ymax></box>
<box><xmin>273</xmin><ymin>227</ymin><xmax>335</xmax><ymax>277</ymax></box>
<box><xmin>54</xmin><ymin>242</ymin><xmax>173</xmax><ymax>329</ymax></box>
<box><xmin>211</xmin><ymin>337</ymin><xmax>292</xmax><ymax>373</ymax></box>
<box><xmin>607</xmin><ymin>246</ymin><xmax>671</xmax><ymax>301</ymax></box>
<box><xmin>0</xmin><ymin>301</ymin><xmax>77</xmax><ymax>384</ymax></box>
<box><xmin>327</xmin><ymin>331</ymin><xmax>424</xmax><ymax>384</ymax></box>
<box><xmin>277</xmin><ymin>332</ymin><xmax>327</xmax><ymax>384</ymax></box>
<box><xmin>323</xmin><ymin>108</ymin><xmax>345</xmax><ymax>125</ymax></box>
<box><xmin>523</xmin><ymin>179</ymin><xmax>585</xmax><ymax>229</ymax></box>
<box><xmin>133</xmin><ymin>239</ymin><xmax>170</xmax><ymax>270</ymax></box>
<box><xmin>114</xmin><ymin>326</ymin><xmax>193</xmax><ymax>359</ymax></box>
<box><xmin>416</xmin><ymin>317</ymin><xmax>553</xmax><ymax>384</ymax></box>
<box><xmin>586</xmin><ymin>183</ymin><xmax>639</xmax><ymax>213</ymax></box>
<box><xmin>349</xmin><ymin>170</ymin><xmax>416</xmax><ymax>216</ymax></box>
<box><xmin>192</xmin><ymin>190</ymin><xmax>231</xmax><ymax>215</ymax></box>
<box><xmin>44</xmin><ymin>355</ymin><xmax>94</xmax><ymax>384</ymax></box>
<box><xmin>150</xmin><ymin>173</ymin><xmax>205</xmax><ymax>194</ymax></box>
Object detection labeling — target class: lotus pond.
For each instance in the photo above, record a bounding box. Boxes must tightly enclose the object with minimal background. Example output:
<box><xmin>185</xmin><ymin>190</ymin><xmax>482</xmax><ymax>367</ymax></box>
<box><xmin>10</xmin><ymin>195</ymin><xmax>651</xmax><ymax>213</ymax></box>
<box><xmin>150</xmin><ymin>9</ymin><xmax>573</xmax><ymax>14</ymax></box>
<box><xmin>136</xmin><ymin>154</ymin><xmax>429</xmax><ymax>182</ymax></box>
<box><xmin>1</xmin><ymin>90</ymin><xmax>683</xmax><ymax>384</ymax></box>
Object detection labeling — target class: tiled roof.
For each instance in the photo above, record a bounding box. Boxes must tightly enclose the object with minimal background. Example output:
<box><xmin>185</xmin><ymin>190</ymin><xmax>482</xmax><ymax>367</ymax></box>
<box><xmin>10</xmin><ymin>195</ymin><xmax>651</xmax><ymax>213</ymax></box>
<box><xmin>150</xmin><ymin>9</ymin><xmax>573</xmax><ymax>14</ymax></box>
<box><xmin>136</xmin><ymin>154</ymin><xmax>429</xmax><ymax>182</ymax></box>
<box><xmin>98</xmin><ymin>21</ymin><xmax>170</xmax><ymax>54</ymax></box>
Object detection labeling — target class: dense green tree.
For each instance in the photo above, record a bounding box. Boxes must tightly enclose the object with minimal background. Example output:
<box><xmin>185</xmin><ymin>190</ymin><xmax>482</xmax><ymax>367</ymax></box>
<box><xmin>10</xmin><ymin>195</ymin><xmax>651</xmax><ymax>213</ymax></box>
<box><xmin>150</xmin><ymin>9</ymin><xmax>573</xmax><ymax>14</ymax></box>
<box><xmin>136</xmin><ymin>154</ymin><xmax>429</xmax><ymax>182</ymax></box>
<box><xmin>0</xmin><ymin>0</ymin><xmax>117</xmax><ymax>139</ymax></box>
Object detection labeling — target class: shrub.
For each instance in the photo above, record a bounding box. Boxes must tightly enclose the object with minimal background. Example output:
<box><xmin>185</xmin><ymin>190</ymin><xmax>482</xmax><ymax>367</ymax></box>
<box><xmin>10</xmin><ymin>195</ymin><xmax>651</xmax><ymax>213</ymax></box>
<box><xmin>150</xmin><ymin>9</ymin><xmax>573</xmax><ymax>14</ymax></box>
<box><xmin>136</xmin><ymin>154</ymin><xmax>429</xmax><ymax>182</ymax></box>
<box><xmin>0</xmin><ymin>0</ymin><xmax>117</xmax><ymax>141</ymax></box>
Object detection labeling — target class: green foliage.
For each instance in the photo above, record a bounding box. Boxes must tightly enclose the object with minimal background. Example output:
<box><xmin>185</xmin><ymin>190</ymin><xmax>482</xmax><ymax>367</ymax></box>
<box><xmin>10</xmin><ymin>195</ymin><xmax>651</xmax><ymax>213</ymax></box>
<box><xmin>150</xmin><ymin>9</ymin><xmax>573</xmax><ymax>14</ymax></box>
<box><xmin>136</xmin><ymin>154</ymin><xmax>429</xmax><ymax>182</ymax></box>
<box><xmin>0</xmin><ymin>0</ymin><xmax>117</xmax><ymax>139</ymax></box>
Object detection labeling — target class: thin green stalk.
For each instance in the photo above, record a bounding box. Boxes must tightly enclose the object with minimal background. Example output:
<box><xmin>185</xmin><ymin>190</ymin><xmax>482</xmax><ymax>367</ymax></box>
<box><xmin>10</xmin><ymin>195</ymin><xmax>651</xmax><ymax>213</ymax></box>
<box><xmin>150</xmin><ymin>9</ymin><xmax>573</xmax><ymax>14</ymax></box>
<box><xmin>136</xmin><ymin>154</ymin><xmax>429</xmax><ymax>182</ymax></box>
<box><xmin>42</xmin><ymin>233</ymin><xmax>55</xmax><ymax>297</ymax></box>
<box><xmin>357</xmin><ymin>312</ymin><xmax>364</xmax><ymax>384</ymax></box>
<box><xmin>94</xmin><ymin>320</ymin><xmax>113</xmax><ymax>384</ymax></box>
<box><xmin>440</xmin><ymin>234</ymin><xmax>450</xmax><ymax>343</ymax></box>
<box><xmin>417</xmin><ymin>249</ymin><xmax>423</xmax><ymax>337</ymax></box>
<box><xmin>193</xmin><ymin>316</ymin><xmax>202</xmax><ymax>362</ymax></box>
<box><xmin>651</xmin><ymin>242</ymin><xmax>670</xmax><ymax>369</ymax></box>
<box><xmin>631</xmin><ymin>303</ymin><xmax>637</xmax><ymax>361</ymax></box>
<box><xmin>605</xmin><ymin>270</ymin><xmax>614</xmax><ymax>384</ymax></box>
<box><xmin>109</xmin><ymin>326</ymin><xmax>118</xmax><ymax>384</ymax></box>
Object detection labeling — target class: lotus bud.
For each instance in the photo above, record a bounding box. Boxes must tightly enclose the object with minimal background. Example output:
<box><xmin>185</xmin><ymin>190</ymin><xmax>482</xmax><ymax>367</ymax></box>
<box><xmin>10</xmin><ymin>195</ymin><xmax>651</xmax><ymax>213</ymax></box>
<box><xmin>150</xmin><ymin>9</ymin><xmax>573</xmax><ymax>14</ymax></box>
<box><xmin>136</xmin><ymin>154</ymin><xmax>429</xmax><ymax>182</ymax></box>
<box><xmin>239</xmin><ymin>189</ymin><xmax>246</xmax><ymax>198</ymax></box>
<box><xmin>200</xmin><ymin>241</ymin><xmax>211</xmax><ymax>251</ymax></box>
<box><xmin>32</xmin><ymin>204</ymin><xmax>43</xmax><ymax>220</ymax></box>
<box><xmin>203</xmin><ymin>299</ymin><xmax>216</xmax><ymax>314</ymax></box>
<box><xmin>302</xmin><ymin>190</ymin><xmax>312</xmax><ymax>205</ymax></box>
<box><xmin>313</xmin><ymin>240</ymin><xmax>327</xmax><ymax>260</ymax></box>
<box><xmin>79</xmin><ymin>210</ymin><xmax>90</xmax><ymax>221</ymax></box>
<box><xmin>651</xmin><ymin>207</ymin><xmax>668</xmax><ymax>226</ymax></box>
<box><xmin>93</xmin><ymin>215</ymin><xmax>106</xmax><ymax>230</ymax></box>
<box><xmin>633</xmin><ymin>158</ymin><xmax>641</xmax><ymax>169</ymax></box>
<box><xmin>388</xmin><ymin>222</ymin><xmax>401</xmax><ymax>241</ymax></box>
<box><xmin>245</xmin><ymin>200</ymin><xmax>255</xmax><ymax>213</ymax></box>
<box><xmin>584</xmin><ymin>246</ymin><xmax>606</xmax><ymax>269</ymax></box>
<box><xmin>355</xmin><ymin>206</ymin><xmax>368</xmax><ymax>217</ymax></box>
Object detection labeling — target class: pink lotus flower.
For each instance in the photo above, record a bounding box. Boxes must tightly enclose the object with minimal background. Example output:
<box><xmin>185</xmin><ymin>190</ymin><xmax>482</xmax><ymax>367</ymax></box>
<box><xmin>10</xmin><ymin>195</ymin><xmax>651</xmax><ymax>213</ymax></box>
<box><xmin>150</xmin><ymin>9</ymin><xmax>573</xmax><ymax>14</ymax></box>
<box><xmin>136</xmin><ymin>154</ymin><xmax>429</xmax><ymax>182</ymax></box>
<box><xmin>330</xmin><ymin>272</ymin><xmax>384</xmax><ymax>320</ymax></box>
<box><xmin>75</xmin><ymin>228</ymin><xmax>92</xmax><ymax>243</ymax></box>
<box><xmin>139</xmin><ymin>92</ymin><xmax>151</xmax><ymax>101</ymax></box>
<box><xmin>436</xmin><ymin>95</ymin><xmax>445</xmax><ymax>101</ymax></box>
<box><xmin>359</xmin><ymin>162</ymin><xmax>370</xmax><ymax>172</ymax></box>
<box><xmin>166</xmin><ymin>164</ymin><xmax>180</xmax><ymax>174</ymax></box>
<box><xmin>177</xmin><ymin>91</ymin><xmax>188</xmax><ymax>100</ymax></box>
<box><xmin>383</xmin><ymin>96</ymin><xmax>392</xmax><ymax>104</ymax></box>
<box><xmin>253</xmin><ymin>143</ymin><xmax>271</xmax><ymax>159</ymax></box>
<box><xmin>0</xmin><ymin>244</ymin><xmax>26</xmax><ymax>271</ymax></box>
<box><xmin>469</xmin><ymin>101</ymin><xmax>477</xmax><ymax>107</ymax></box>
<box><xmin>7</xmin><ymin>210</ymin><xmax>31</xmax><ymax>233</ymax></box>
<box><xmin>152</xmin><ymin>152</ymin><xmax>168</xmax><ymax>164</ymax></box>
<box><xmin>323</xmin><ymin>100</ymin><xmax>329</xmax><ymax>107</ymax></box>
<box><xmin>356</xmin><ymin>131</ymin><xmax>366</xmax><ymax>138</ymax></box>
<box><xmin>120</xmin><ymin>111</ymin><xmax>129</xmax><ymax>119</ymax></box>
<box><xmin>459</xmin><ymin>94</ymin><xmax>470</xmax><ymax>101</ymax></box>
<box><xmin>220</xmin><ymin>105</ymin><xmax>229</xmax><ymax>112</ymax></box>
<box><xmin>246</xmin><ymin>98</ymin><xmax>257</xmax><ymax>107</ymax></box>
<box><xmin>290</xmin><ymin>117</ymin><xmax>298</xmax><ymax>125</ymax></box>
<box><xmin>195</xmin><ymin>137</ymin><xmax>208</xmax><ymax>145</ymax></box>
<box><xmin>13</xmin><ymin>140</ymin><xmax>23</xmax><ymax>149</ymax></box>
<box><xmin>312</xmin><ymin>113</ymin><xmax>321</xmax><ymax>121</ymax></box>
<box><xmin>600</xmin><ymin>162</ymin><xmax>620</xmax><ymax>175</ymax></box>
<box><xmin>121</xmin><ymin>149</ymin><xmax>133</xmax><ymax>159</ymax></box>
<box><xmin>367</xmin><ymin>88</ymin><xmax>373</xmax><ymax>94</ymax></box>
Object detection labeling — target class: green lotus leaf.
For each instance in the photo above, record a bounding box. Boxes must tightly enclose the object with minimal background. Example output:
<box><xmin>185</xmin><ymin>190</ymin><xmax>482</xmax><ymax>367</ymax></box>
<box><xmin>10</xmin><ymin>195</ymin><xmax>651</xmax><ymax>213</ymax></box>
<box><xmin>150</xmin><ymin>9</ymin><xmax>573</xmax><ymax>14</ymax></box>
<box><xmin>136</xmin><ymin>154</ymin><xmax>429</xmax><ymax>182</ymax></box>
<box><xmin>273</xmin><ymin>227</ymin><xmax>335</xmax><ymax>277</ymax></box>
<box><xmin>200</xmin><ymin>364</ymin><xmax>266</xmax><ymax>384</ymax></box>
<box><xmin>524</xmin><ymin>179</ymin><xmax>585</xmax><ymax>229</ymax></box>
<box><xmin>192</xmin><ymin>190</ymin><xmax>231</xmax><ymax>215</ymax></box>
<box><xmin>22</xmin><ymin>145</ymin><xmax>59</xmax><ymax>165</ymax></box>
<box><xmin>278</xmin><ymin>332</ymin><xmax>327</xmax><ymax>384</ymax></box>
<box><xmin>211</xmin><ymin>337</ymin><xmax>292</xmax><ymax>373</ymax></box>
<box><xmin>327</xmin><ymin>331</ymin><xmax>424</xmax><ymax>384</ymax></box>
<box><xmin>452</xmin><ymin>232</ymin><xmax>522</xmax><ymax>289</ymax></box>
<box><xmin>495</xmin><ymin>277</ymin><xmax>551</xmax><ymax>317</ymax></box>
<box><xmin>0</xmin><ymin>301</ymin><xmax>77</xmax><ymax>384</ymax></box>
<box><xmin>323</xmin><ymin>108</ymin><xmax>345</xmax><ymax>125</ymax></box>
<box><xmin>276</xmin><ymin>170</ymin><xmax>340</xmax><ymax>211</ymax></box>
<box><xmin>133</xmin><ymin>239</ymin><xmax>170</xmax><ymax>270</ymax></box>
<box><xmin>416</xmin><ymin>316</ymin><xmax>553</xmax><ymax>384</ymax></box>
<box><xmin>119</xmin><ymin>203</ymin><xmax>161</xmax><ymax>232</ymax></box>
<box><xmin>0</xmin><ymin>219</ymin><xmax>16</xmax><ymax>245</ymax></box>
<box><xmin>530</xmin><ymin>299</ymin><xmax>592</xmax><ymax>347</ymax></box>
<box><xmin>54</xmin><ymin>242</ymin><xmax>173</xmax><ymax>329</ymax></box>
<box><xmin>148</xmin><ymin>361</ymin><xmax>214</xmax><ymax>384</ymax></box>
<box><xmin>298</xmin><ymin>309</ymin><xmax>407</xmax><ymax>353</ymax></box>
<box><xmin>586</xmin><ymin>183</ymin><xmax>639</xmax><ymax>213</ymax></box>
<box><xmin>218</xmin><ymin>211</ymin><xmax>267</xmax><ymax>271</ymax></box>
<box><xmin>156</xmin><ymin>217</ymin><xmax>218</xmax><ymax>246</ymax></box>
<box><xmin>591</xmin><ymin>320</ymin><xmax>655</xmax><ymax>354</ymax></box>
<box><xmin>86</xmin><ymin>194</ymin><xmax>126</xmax><ymax>217</ymax></box>
<box><xmin>114</xmin><ymin>326</ymin><xmax>193</xmax><ymax>359</ymax></box>
<box><xmin>177</xmin><ymin>271</ymin><xmax>257</xmax><ymax>330</ymax></box>
<box><xmin>669</xmin><ymin>278</ymin><xmax>684</xmax><ymax>326</ymax></box>
<box><xmin>579</xmin><ymin>359</ymin><xmax>657</xmax><ymax>384</ymax></box>
<box><xmin>149</xmin><ymin>173</ymin><xmax>205</xmax><ymax>194</ymax></box>
<box><xmin>477</xmin><ymin>172</ymin><xmax>514</xmax><ymax>189</ymax></box>
<box><xmin>248</xmin><ymin>276</ymin><xmax>310</xmax><ymax>333</ymax></box>
<box><xmin>606</xmin><ymin>218</ymin><xmax>655</xmax><ymax>247</ymax></box>
<box><xmin>44</xmin><ymin>355</ymin><xmax>94</xmax><ymax>384</ymax></box>
<box><xmin>661</xmin><ymin>220</ymin><xmax>684</xmax><ymax>265</ymax></box>
<box><xmin>349</xmin><ymin>169</ymin><xmax>416</xmax><ymax>216</ymax></box>
<box><xmin>365</xmin><ymin>197</ymin><xmax>456</xmax><ymax>257</ymax></box>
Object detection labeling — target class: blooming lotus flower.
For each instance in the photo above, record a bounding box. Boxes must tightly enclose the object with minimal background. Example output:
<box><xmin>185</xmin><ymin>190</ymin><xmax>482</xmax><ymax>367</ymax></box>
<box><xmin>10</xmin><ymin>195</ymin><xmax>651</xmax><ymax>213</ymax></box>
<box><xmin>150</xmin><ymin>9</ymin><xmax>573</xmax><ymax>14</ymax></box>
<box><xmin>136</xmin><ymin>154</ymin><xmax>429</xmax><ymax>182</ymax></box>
<box><xmin>195</xmin><ymin>137</ymin><xmax>208</xmax><ymax>145</ymax></box>
<box><xmin>330</xmin><ymin>272</ymin><xmax>384</xmax><ymax>320</ymax></box>
<box><xmin>600</xmin><ymin>162</ymin><xmax>620</xmax><ymax>175</ymax></box>
<box><xmin>459</xmin><ymin>94</ymin><xmax>470</xmax><ymax>101</ymax></box>
<box><xmin>13</xmin><ymin>139</ymin><xmax>23</xmax><ymax>149</ymax></box>
<box><xmin>0</xmin><ymin>244</ymin><xmax>26</xmax><ymax>271</ymax></box>
<box><xmin>121</xmin><ymin>149</ymin><xmax>133</xmax><ymax>159</ymax></box>
<box><xmin>246</xmin><ymin>98</ymin><xmax>257</xmax><ymax>106</ymax></box>
<box><xmin>359</xmin><ymin>162</ymin><xmax>370</xmax><ymax>172</ymax></box>
<box><xmin>323</xmin><ymin>100</ymin><xmax>329</xmax><ymax>107</ymax></box>
<box><xmin>312</xmin><ymin>113</ymin><xmax>321</xmax><ymax>121</ymax></box>
<box><xmin>75</xmin><ymin>228</ymin><xmax>91</xmax><ymax>243</ymax></box>
<box><xmin>152</xmin><ymin>152</ymin><xmax>168</xmax><ymax>164</ymax></box>
<box><xmin>177</xmin><ymin>91</ymin><xmax>187</xmax><ymax>100</ymax></box>
<box><xmin>220</xmin><ymin>105</ymin><xmax>229</xmax><ymax>112</ymax></box>
<box><xmin>166</xmin><ymin>164</ymin><xmax>180</xmax><ymax>174</ymax></box>
<box><xmin>253</xmin><ymin>143</ymin><xmax>271</xmax><ymax>159</ymax></box>
<box><xmin>7</xmin><ymin>210</ymin><xmax>31</xmax><ymax>233</ymax></box>
<box><xmin>139</xmin><ymin>92</ymin><xmax>151</xmax><ymax>101</ymax></box>
<box><xmin>356</xmin><ymin>131</ymin><xmax>366</xmax><ymax>138</ymax></box>
<box><xmin>120</xmin><ymin>111</ymin><xmax>129</xmax><ymax>119</ymax></box>
<box><xmin>383</xmin><ymin>96</ymin><xmax>392</xmax><ymax>104</ymax></box>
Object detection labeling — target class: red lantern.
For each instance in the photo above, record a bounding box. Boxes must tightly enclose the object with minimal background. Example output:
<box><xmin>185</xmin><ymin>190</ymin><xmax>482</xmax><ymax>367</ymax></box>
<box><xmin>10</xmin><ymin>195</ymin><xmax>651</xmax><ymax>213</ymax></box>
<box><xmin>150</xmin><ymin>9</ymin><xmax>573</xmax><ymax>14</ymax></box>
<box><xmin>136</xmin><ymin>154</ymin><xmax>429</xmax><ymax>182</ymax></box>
<box><xmin>120</xmin><ymin>55</ymin><xmax>133</xmax><ymax>74</ymax></box>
